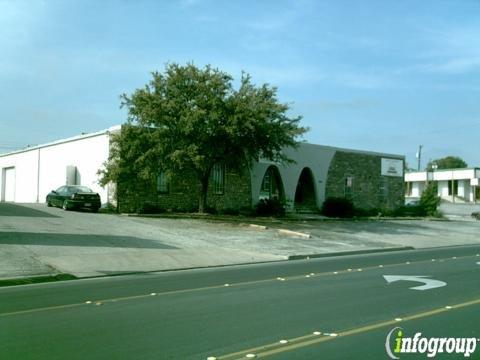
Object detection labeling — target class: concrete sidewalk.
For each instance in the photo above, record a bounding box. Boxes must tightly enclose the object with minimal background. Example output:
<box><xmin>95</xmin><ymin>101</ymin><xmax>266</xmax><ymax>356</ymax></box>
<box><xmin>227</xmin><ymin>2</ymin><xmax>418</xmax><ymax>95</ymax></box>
<box><xmin>1</xmin><ymin>203</ymin><xmax>480</xmax><ymax>279</ymax></box>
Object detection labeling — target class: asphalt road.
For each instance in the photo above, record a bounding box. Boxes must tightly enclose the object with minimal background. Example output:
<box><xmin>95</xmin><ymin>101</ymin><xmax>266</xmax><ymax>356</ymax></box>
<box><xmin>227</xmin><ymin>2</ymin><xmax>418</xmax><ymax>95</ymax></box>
<box><xmin>2</xmin><ymin>245</ymin><xmax>480</xmax><ymax>359</ymax></box>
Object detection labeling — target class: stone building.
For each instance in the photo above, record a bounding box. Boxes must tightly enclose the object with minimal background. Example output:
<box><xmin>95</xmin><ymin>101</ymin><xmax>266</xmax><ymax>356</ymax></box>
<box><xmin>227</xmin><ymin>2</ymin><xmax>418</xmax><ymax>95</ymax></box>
<box><xmin>117</xmin><ymin>142</ymin><xmax>405</xmax><ymax>213</ymax></box>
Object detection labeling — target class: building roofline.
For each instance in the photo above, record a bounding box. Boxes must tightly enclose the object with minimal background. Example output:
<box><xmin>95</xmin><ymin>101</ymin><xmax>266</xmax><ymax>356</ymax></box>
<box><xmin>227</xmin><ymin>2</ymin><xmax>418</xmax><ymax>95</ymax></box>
<box><xmin>1</xmin><ymin>124</ymin><xmax>403</xmax><ymax>160</ymax></box>
<box><xmin>0</xmin><ymin>125</ymin><xmax>121</xmax><ymax>158</ymax></box>
<box><xmin>297</xmin><ymin>142</ymin><xmax>404</xmax><ymax>159</ymax></box>
<box><xmin>406</xmin><ymin>167</ymin><xmax>480</xmax><ymax>174</ymax></box>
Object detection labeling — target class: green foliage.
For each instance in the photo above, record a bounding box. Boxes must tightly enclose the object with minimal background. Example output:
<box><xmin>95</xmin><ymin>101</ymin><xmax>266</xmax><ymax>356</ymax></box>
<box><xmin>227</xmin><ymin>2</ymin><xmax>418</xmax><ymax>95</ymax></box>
<box><xmin>98</xmin><ymin>126</ymin><xmax>157</xmax><ymax>212</ymax></box>
<box><xmin>255</xmin><ymin>198</ymin><xmax>286</xmax><ymax>217</ymax></box>
<box><xmin>427</xmin><ymin>156</ymin><xmax>467</xmax><ymax>170</ymax></box>
<box><xmin>138</xmin><ymin>202</ymin><xmax>165</xmax><ymax>214</ymax></box>
<box><xmin>321</xmin><ymin>197</ymin><xmax>354</xmax><ymax>218</ymax></box>
<box><xmin>100</xmin><ymin>63</ymin><xmax>307</xmax><ymax>213</ymax></box>
<box><xmin>419</xmin><ymin>182</ymin><xmax>441</xmax><ymax>216</ymax></box>
<box><xmin>392</xmin><ymin>205</ymin><xmax>426</xmax><ymax>217</ymax></box>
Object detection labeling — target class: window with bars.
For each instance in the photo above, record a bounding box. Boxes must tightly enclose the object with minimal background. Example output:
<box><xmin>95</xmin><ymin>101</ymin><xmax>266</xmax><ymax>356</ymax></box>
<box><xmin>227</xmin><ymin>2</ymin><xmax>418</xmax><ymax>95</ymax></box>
<box><xmin>157</xmin><ymin>171</ymin><xmax>168</xmax><ymax>193</ymax></box>
<box><xmin>345</xmin><ymin>176</ymin><xmax>353</xmax><ymax>198</ymax></box>
<box><xmin>212</xmin><ymin>164</ymin><xmax>225</xmax><ymax>195</ymax></box>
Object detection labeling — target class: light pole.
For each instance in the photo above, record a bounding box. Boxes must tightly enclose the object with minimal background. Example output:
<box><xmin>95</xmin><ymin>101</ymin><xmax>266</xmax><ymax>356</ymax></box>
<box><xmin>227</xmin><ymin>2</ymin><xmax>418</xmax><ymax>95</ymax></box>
<box><xmin>431</xmin><ymin>163</ymin><xmax>438</xmax><ymax>198</ymax></box>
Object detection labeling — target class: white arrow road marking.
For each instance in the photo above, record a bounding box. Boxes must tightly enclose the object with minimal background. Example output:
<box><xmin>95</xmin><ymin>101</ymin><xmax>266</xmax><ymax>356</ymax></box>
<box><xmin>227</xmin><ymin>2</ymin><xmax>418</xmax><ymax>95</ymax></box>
<box><xmin>383</xmin><ymin>275</ymin><xmax>447</xmax><ymax>291</ymax></box>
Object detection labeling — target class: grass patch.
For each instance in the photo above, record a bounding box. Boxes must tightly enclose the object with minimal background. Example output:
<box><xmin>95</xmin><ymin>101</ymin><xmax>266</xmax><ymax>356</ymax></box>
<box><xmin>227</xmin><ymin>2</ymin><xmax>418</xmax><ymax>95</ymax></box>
<box><xmin>0</xmin><ymin>273</ymin><xmax>77</xmax><ymax>287</ymax></box>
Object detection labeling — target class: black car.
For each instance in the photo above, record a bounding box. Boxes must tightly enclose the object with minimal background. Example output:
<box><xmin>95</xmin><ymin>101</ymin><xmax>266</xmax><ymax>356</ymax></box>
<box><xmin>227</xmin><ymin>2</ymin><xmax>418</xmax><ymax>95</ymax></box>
<box><xmin>46</xmin><ymin>185</ymin><xmax>101</xmax><ymax>212</ymax></box>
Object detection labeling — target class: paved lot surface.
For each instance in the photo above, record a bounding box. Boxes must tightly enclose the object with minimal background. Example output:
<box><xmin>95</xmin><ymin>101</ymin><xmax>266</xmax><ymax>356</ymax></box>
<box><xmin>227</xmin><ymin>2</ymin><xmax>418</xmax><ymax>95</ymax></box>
<box><xmin>1</xmin><ymin>203</ymin><xmax>480</xmax><ymax>279</ymax></box>
<box><xmin>439</xmin><ymin>202</ymin><xmax>480</xmax><ymax>221</ymax></box>
<box><xmin>2</xmin><ymin>246</ymin><xmax>480</xmax><ymax>359</ymax></box>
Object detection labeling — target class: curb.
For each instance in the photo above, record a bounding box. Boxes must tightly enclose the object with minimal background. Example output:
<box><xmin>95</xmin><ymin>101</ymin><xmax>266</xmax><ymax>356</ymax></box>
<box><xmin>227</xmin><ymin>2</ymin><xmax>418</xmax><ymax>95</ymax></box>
<box><xmin>278</xmin><ymin>229</ymin><xmax>311</xmax><ymax>238</ymax></box>
<box><xmin>249</xmin><ymin>224</ymin><xmax>268</xmax><ymax>230</ymax></box>
<box><xmin>288</xmin><ymin>246</ymin><xmax>415</xmax><ymax>260</ymax></box>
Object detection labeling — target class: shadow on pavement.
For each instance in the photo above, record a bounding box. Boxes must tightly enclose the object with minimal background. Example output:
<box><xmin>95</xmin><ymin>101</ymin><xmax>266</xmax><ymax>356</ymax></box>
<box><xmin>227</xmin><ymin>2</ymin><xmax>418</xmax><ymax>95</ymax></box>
<box><xmin>0</xmin><ymin>232</ymin><xmax>178</xmax><ymax>250</ymax></box>
<box><xmin>0</xmin><ymin>203</ymin><xmax>60</xmax><ymax>218</ymax></box>
<box><xmin>288</xmin><ymin>219</ymin><xmax>451</xmax><ymax>236</ymax></box>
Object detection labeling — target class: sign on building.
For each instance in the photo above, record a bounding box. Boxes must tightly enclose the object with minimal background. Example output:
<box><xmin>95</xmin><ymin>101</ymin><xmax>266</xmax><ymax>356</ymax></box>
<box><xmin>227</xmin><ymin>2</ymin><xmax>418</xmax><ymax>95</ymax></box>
<box><xmin>381</xmin><ymin>158</ymin><xmax>404</xmax><ymax>177</ymax></box>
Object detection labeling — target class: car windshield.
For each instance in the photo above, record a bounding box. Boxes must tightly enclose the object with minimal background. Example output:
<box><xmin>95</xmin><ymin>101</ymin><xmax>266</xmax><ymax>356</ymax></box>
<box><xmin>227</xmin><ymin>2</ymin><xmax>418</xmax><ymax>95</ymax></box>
<box><xmin>68</xmin><ymin>186</ymin><xmax>93</xmax><ymax>193</ymax></box>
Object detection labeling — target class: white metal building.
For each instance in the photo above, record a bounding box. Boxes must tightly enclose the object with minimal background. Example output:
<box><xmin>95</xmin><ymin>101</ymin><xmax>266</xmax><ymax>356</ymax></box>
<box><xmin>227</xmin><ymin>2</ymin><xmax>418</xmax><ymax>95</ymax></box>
<box><xmin>405</xmin><ymin>168</ymin><xmax>480</xmax><ymax>203</ymax></box>
<box><xmin>0</xmin><ymin>126</ymin><xmax>119</xmax><ymax>205</ymax></box>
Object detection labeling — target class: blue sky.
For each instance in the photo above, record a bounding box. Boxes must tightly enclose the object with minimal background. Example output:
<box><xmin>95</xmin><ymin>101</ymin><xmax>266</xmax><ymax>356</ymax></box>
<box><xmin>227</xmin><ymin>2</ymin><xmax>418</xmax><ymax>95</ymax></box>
<box><xmin>1</xmin><ymin>0</ymin><xmax>479</xmax><ymax>169</ymax></box>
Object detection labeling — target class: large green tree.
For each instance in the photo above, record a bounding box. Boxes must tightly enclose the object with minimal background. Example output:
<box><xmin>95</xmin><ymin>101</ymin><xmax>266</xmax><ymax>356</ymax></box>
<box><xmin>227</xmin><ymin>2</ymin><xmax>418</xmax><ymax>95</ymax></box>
<box><xmin>101</xmin><ymin>63</ymin><xmax>307</xmax><ymax>213</ymax></box>
<box><xmin>426</xmin><ymin>156</ymin><xmax>467</xmax><ymax>170</ymax></box>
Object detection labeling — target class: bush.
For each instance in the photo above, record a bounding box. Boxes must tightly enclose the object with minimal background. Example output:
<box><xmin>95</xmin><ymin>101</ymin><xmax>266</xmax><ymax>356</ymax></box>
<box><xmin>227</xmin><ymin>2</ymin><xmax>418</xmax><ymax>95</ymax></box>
<box><xmin>255</xmin><ymin>198</ymin><xmax>286</xmax><ymax>217</ymax></box>
<box><xmin>321</xmin><ymin>197</ymin><xmax>354</xmax><ymax>218</ymax></box>
<box><xmin>137</xmin><ymin>202</ymin><xmax>165</xmax><ymax>214</ymax></box>
<box><xmin>420</xmin><ymin>182</ymin><xmax>441</xmax><ymax>216</ymax></box>
<box><xmin>393</xmin><ymin>205</ymin><xmax>426</xmax><ymax>217</ymax></box>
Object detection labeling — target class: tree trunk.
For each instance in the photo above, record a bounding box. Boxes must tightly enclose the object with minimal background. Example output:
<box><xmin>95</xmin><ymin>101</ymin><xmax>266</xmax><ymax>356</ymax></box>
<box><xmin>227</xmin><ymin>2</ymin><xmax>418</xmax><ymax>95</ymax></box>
<box><xmin>198</xmin><ymin>175</ymin><xmax>209</xmax><ymax>213</ymax></box>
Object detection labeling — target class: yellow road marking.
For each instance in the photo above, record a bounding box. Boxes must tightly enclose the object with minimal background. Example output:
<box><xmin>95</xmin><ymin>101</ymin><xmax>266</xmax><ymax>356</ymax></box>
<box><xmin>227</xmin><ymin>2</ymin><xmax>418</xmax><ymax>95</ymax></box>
<box><xmin>0</xmin><ymin>253</ymin><xmax>477</xmax><ymax>318</ymax></box>
<box><xmin>217</xmin><ymin>297</ymin><xmax>480</xmax><ymax>359</ymax></box>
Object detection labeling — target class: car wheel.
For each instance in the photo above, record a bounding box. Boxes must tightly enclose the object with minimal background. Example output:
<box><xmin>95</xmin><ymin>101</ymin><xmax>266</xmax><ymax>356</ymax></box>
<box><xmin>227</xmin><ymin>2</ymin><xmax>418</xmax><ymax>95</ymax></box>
<box><xmin>62</xmin><ymin>200</ymin><xmax>70</xmax><ymax>211</ymax></box>
<box><xmin>47</xmin><ymin>201</ymin><xmax>52</xmax><ymax>207</ymax></box>
<box><xmin>92</xmin><ymin>207</ymin><xmax>99</xmax><ymax>213</ymax></box>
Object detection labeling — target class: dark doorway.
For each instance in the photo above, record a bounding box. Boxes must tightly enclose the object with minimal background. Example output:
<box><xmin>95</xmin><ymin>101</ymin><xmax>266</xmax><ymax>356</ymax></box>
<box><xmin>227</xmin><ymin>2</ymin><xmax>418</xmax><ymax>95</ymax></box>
<box><xmin>294</xmin><ymin>168</ymin><xmax>317</xmax><ymax>211</ymax></box>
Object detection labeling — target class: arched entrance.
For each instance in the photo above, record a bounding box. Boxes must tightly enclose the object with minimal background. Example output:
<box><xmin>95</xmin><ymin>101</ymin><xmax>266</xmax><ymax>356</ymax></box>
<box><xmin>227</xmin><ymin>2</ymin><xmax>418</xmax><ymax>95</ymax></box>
<box><xmin>259</xmin><ymin>166</ymin><xmax>284</xmax><ymax>201</ymax></box>
<box><xmin>294</xmin><ymin>168</ymin><xmax>317</xmax><ymax>211</ymax></box>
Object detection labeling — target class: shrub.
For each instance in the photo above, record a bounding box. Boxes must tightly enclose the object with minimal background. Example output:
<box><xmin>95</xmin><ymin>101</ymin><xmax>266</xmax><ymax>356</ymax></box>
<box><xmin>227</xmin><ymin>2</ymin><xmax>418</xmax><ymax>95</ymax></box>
<box><xmin>138</xmin><ymin>202</ymin><xmax>165</xmax><ymax>214</ymax></box>
<box><xmin>321</xmin><ymin>197</ymin><xmax>354</xmax><ymax>218</ymax></box>
<box><xmin>393</xmin><ymin>205</ymin><xmax>426</xmax><ymax>217</ymax></box>
<box><xmin>255</xmin><ymin>198</ymin><xmax>286</xmax><ymax>217</ymax></box>
<box><xmin>420</xmin><ymin>182</ymin><xmax>441</xmax><ymax>216</ymax></box>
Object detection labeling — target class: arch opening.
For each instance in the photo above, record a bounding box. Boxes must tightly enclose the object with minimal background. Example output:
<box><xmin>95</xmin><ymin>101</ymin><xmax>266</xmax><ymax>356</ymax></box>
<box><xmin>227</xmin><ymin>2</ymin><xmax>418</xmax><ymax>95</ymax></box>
<box><xmin>259</xmin><ymin>166</ymin><xmax>284</xmax><ymax>201</ymax></box>
<box><xmin>294</xmin><ymin>167</ymin><xmax>317</xmax><ymax>211</ymax></box>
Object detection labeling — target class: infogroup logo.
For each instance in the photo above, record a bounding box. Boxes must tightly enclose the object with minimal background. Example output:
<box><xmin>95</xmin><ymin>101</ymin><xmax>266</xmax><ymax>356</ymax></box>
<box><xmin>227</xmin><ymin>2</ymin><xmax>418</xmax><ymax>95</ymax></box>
<box><xmin>385</xmin><ymin>327</ymin><xmax>478</xmax><ymax>359</ymax></box>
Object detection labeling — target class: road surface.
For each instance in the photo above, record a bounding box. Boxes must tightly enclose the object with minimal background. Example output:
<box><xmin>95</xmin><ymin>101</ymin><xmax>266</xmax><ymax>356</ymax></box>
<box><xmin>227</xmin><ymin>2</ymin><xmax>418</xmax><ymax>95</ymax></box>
<box><xmin>2</xmin><ymin>245</ymin><xmax>480</xmax><ymax>359</ymax></box>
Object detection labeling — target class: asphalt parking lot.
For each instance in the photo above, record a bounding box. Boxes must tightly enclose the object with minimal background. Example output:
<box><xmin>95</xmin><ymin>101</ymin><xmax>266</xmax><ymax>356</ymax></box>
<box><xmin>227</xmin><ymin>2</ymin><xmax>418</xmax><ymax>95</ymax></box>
<box><xmin>1</xmin><ymin>203</ymin><xmax>480</xmax><ymax>279</ymax></box>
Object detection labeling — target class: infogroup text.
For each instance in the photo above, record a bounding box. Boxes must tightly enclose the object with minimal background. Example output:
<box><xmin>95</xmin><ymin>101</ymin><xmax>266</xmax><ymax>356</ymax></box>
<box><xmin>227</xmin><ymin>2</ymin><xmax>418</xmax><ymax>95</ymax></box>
<box><xmin>385</xmin><ymin>327</ymin><xmax>478</xmax><ymax>358</ymax></box>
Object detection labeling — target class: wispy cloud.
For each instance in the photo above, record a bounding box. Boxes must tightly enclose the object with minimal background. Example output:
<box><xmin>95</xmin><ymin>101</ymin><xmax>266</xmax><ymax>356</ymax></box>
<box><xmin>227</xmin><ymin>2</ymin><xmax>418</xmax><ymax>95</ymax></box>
<box><xmin>398</xmin><ymin>24</ymin><xmax>480</xmax><ymax>75</ymax></box>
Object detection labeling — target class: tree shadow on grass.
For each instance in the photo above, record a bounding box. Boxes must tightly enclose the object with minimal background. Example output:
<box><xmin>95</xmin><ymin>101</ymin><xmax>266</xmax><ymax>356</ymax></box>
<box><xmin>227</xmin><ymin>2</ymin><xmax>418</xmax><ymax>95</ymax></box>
<box><xmin>0</xmin><ymin>203</ymin><xmax>60</xmax><ymax>218</ymax></box>
<box><xmin>0</xmin><ymin>232</ymin><xmax>178</xmax><ymax>250</ymax></box>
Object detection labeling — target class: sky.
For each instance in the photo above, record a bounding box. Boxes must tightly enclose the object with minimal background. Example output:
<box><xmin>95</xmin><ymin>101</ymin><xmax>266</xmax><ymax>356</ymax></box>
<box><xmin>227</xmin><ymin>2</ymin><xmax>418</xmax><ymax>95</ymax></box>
<box><xmin>1</xmin><ymin>0</ymin><xmax>479</xmax><ymax>169</ymax></box>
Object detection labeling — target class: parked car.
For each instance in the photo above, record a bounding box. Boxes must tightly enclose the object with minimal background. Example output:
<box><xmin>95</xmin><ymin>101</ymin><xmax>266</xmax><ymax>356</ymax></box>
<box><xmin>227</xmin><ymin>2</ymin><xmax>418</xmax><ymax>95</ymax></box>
<box><xmin>46</xmin><ymin>185</ymin><xmax>101</xmax><ymax>212</ymax></box>
<box><xmin>405</xmin><ymin>199</ymin><xmax>420</xmax><ymax>206</ymax></box>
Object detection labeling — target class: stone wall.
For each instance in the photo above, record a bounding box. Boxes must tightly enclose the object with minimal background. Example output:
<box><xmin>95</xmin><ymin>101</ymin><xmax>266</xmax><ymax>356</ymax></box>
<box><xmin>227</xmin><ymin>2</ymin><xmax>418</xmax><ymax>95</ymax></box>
<box><xmin>325</xmin><ymin>151</ymin><xmax>405</xmax><ymax>210</ymax></box>
<box><xmin>118</xmin><ymin>166</ymin><xmax>252</xmax><ymax>213</ymax></box>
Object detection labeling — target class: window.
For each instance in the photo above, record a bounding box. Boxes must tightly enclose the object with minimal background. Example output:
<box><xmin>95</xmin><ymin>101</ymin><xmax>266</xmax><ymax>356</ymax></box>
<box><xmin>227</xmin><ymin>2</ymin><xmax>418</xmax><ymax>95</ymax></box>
<box><xmin>261</xmin><ymin>170</ymin><xmax>271</xmax><ymax>193</ymax></box>
<box><xmin>345</xmin><ymin>176</ymin><xmax>353</xmax><ymax>198</ymax></box>
<box><xmin>448</xmin><ymin>180</ymin><xmax>458</xmax><ymax>196</ymax></box>
<box><xmin>157</xmin><ymin>171</ymin><xmax>168</xmax><ymax>193</ymax></box>
<box><xmin>212</xmin><ymin>164</ymin><xmax>225</xmax><ymax>195</ymax></box>
<box><xmin>405</xmin><ymin>182</ymin><xmax>412</xmax><ymax>196</ymax></box>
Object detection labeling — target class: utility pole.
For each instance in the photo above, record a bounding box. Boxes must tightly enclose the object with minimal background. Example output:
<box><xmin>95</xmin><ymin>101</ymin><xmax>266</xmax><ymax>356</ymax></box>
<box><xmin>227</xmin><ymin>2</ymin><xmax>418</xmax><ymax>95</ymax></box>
<box><xmin>416</xmin><ymin>145</ymin><xmax>423</xmax><ymax>171</ymax></box>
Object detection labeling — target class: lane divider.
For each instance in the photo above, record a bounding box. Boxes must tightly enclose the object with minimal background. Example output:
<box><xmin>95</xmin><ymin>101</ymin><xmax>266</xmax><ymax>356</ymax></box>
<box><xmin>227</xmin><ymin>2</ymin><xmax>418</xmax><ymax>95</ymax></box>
<box><xmin>212</xmin><ymin>297</ymin><xmax>480</xmax><ymax>359</ymax></box>
<box><xmin>1</xmin><ymin>253</ymin><xmax>478</xmax><ymax>318</ymax></box>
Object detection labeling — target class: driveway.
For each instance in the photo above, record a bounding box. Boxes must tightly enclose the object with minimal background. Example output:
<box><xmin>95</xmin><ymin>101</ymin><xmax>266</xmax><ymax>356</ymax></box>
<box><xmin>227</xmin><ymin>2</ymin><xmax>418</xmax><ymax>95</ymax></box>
<box><xmin>1</xmin><ymin>203</ymin><xmax>480</xmax><ymax>279</ymax></box>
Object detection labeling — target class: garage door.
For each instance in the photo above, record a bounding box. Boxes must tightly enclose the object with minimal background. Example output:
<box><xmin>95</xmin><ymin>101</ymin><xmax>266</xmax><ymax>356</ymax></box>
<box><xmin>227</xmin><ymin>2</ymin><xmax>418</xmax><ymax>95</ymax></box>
<box><xmin>2</xmin><ymin>167</ymin><xmax>15</xmax><ymax>202</ymax></box>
